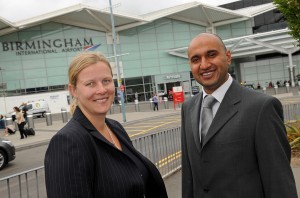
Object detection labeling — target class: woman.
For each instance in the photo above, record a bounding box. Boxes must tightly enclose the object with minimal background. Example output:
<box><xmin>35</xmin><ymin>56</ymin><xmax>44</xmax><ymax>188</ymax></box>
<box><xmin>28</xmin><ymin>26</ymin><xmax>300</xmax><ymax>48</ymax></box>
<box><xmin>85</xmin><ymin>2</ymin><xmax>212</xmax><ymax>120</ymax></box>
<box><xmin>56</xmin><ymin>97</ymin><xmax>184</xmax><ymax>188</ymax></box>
<box><xmin>13</xmin><ymin>106</ymin><xmax>27</xmax><ymax>139</ymax></box>
<box><xmin>44</xmin><ymin>52</ymin><xmax>168</xmax><ymax>198</ymax></box>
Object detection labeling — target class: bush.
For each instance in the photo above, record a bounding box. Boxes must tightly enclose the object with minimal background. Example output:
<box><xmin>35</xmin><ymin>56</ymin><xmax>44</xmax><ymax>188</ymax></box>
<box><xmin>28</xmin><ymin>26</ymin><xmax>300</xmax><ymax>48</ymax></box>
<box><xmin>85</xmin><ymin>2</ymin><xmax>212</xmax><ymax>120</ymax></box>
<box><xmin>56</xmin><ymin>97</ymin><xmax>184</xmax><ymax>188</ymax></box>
<box><xmin>285</xmin><ymin>120</ymin><xmax>300</xmax><ymax>156</ymax></box>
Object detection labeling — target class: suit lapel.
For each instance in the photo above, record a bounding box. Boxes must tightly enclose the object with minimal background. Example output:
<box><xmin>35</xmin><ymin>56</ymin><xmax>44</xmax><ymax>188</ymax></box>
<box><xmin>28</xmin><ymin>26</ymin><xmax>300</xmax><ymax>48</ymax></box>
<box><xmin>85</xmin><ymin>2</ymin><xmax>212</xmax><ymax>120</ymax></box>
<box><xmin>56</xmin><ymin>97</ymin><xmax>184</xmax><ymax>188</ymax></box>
<box><xmin>73</xmin><ymin>107</ymin><xmax>118</xmax><ymax>147</ymax></box>
<box><xmin>190</xmin><ymin>93</ymin><xmax>203</xmax><ymax>152</ymax></box>
<box><xmin>202</xmin><ymin>81</ymin><xmax>241</xmax><ymax>147</ymax></box>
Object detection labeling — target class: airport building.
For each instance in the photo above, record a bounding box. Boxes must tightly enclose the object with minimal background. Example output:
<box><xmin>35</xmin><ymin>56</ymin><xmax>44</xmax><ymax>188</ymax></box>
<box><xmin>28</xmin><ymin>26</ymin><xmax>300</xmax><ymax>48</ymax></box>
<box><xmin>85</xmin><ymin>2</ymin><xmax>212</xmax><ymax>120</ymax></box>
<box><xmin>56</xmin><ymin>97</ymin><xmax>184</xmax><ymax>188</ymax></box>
<box><xmin>0</xmin><ymin>0</ymin><xmax>299</xmax><ymax>110</ymax></box>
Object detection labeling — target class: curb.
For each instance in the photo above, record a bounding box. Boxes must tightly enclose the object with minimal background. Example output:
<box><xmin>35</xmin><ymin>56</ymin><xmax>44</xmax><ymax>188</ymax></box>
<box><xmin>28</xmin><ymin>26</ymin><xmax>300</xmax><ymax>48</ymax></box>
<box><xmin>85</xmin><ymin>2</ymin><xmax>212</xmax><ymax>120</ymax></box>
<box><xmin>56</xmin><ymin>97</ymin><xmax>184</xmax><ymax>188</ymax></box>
<box><xmin>15</xmin><ymin>139</ymin><xmax>51</xmax><ymax>151</ymax></box>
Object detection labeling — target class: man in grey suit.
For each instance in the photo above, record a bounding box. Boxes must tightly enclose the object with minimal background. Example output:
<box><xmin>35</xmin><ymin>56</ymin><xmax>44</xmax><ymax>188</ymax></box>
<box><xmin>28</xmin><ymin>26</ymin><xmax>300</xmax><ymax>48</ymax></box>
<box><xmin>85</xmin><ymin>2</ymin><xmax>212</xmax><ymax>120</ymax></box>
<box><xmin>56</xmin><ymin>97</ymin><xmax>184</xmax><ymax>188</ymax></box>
<box><xmin>181</xmin><ymin>33</ymin><xmax>298</xmax><ymax>198</ymax></box>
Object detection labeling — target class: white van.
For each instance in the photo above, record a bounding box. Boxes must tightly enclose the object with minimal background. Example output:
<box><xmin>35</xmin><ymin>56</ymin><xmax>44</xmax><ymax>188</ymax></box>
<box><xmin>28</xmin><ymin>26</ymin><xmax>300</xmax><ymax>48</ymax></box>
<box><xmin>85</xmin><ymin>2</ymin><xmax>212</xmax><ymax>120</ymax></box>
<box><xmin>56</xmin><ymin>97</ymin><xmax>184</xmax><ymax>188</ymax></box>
<box><xmin>23</xmin><ymin>100</ymin><xmax>50</xmax><ymax>117</ymax></box>
<box><xmin>6</xmin><ymin>100</ymin><xmax>50</xmax><ymax>118</ymax></box>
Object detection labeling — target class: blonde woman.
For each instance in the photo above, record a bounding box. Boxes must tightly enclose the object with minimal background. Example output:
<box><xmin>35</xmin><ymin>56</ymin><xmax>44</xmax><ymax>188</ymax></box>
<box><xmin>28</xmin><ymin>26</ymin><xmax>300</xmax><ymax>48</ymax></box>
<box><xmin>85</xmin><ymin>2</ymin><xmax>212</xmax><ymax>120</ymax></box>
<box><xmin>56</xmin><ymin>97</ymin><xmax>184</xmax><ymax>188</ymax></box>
<box><xmin>13</xmin><ymin>106</ymin><xmax>27</xmax><ymax>139</ymax></box>
<box><xmin>44</xmin><ymin>52</ymin><xmax>167</xmax><ymax>198</ymax></box>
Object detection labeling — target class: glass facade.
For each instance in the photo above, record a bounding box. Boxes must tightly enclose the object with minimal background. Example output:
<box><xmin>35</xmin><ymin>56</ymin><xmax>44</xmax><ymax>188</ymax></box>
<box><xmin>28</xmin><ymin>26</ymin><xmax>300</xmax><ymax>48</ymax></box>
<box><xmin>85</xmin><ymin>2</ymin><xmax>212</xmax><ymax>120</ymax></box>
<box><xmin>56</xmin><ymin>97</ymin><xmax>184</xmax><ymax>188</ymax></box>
<box><xmin>241</xmin><ymin>55</ymin><xmax>300</xmax><ymax>87</ymax></box>
<box><xmin>0</xmin><ymin>16</ymin><xmax>255</xmax><ymax>102</ymax></box>
<box><xmin>220</xmin><ymin>0</ymin><xmax>288</xmax><ymax>34</ymax></box>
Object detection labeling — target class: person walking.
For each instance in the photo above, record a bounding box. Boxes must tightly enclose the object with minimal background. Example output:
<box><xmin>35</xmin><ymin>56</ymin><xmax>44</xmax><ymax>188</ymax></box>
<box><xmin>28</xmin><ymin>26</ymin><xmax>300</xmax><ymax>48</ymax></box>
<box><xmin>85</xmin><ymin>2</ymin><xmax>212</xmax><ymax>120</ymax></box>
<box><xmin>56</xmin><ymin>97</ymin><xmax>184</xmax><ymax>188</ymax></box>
<box><xmin>181</xmin><ymin>33</ymin><xmax>297</xmax><ymax>198</ymax></box>
<box><xmin>21</xmin><ymin>102</ymin><xmax>28</xmax><ymax>122</ymax></box>
<box><xmin>152</xmin><ymin>94</ymin><xmax>159</xmax><ymax>111</ymax></box>
<box><xmin>13</xmin><ymin>106</ymin><xmax>27</xmax><ymax>139</ymax></box>
<box><xmin>44</xmin><ymin>52</ymin><xmax>168</xmax><ymax>198</ymax></box>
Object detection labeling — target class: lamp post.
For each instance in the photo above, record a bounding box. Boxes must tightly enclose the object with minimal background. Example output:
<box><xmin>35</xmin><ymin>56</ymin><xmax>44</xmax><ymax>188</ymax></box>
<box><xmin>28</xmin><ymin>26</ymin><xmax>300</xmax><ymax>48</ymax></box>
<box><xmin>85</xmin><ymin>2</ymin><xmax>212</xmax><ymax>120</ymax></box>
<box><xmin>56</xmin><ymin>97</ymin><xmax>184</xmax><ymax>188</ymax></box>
<box><xmin>108</xmin><ymin>0</ymin><xmax>126</xmax><ymax>122</ymax></box>
<box><xmin>0</xmin><ymin>67</ymin><xmax>7</xmax><ymax>113</ymax></box>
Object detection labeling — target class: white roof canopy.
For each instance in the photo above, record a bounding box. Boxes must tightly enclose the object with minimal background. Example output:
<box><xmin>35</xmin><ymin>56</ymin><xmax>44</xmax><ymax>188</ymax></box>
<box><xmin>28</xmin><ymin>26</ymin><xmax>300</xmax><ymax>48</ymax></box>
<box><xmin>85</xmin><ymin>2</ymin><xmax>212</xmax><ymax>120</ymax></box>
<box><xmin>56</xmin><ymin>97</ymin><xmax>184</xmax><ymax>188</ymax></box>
<box><xmin>0</xmin><ymin>1</ymin><xmax>255</xmax><ymax>37</ymax></box>
<box><xmin>1</xmin><ymin>1</ymin><xmax>295</xmax><ymax>60</ymax></box>
<box><xmin>168</xmin><ymin>29</ymin><xmax>300</xmax><ymax>59</ymax></box>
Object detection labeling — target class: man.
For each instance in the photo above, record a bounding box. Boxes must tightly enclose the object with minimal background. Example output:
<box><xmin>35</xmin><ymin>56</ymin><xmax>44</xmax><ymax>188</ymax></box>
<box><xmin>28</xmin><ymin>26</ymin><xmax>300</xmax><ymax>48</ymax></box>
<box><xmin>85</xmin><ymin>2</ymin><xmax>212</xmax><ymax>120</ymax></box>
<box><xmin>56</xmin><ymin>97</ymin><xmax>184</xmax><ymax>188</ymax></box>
<box><xmin>181</xmin><ymin>33</ymin><xmax>298</xmax><ymax>198</ymax></box>
<box><xmin>152</xmin><ymin>94</ymin><xmax>159</xmax><ymax>111</ymax></box>
<box><xmin>21</xmin><ymin>102</ymin><xmax>28</xmax><ymax>122</ymax></box>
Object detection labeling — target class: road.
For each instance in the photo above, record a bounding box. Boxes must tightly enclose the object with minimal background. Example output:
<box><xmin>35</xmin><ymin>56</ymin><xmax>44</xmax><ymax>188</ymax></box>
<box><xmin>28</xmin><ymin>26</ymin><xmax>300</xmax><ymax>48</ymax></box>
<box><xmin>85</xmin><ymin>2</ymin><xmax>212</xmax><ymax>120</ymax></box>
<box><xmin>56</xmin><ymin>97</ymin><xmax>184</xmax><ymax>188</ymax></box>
<box><xmin>0</xmin><ymin>145</ymin><xmax>47</xmax><ymax>198</ymax></box>
<box><xmin>0</xmin><ymin>145</ymin><xmax>47</xmax><ymax>178</ymax></box>
<box><xmin>124</xmin><ymin>114</ymin><xmax>180</xmax><ymax>138</ymax></box>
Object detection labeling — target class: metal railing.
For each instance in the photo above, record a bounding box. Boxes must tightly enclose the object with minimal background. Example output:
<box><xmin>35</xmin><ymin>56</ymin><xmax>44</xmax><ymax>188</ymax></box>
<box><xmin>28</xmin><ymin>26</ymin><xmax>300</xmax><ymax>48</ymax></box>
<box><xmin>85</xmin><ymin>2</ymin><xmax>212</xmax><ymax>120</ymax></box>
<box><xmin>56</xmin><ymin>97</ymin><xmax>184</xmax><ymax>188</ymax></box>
<box><xmin>0</xmin><ymin>167</ymin><xmax>45</xmax><ymax>198</ymax></box>
<box><xmin>132</xmin><ymin>126</ymin><xmax>181</xmax><ymax>178</ymax></box>
<box><xmin>283</xmin><ymin>103</ymin><xmax>300</xmax><ymax>121</ymax></box>
<box><xmin>0</xmin><ymin>126</ymin><xmax>181</xmax><ymax>198</ymax></box>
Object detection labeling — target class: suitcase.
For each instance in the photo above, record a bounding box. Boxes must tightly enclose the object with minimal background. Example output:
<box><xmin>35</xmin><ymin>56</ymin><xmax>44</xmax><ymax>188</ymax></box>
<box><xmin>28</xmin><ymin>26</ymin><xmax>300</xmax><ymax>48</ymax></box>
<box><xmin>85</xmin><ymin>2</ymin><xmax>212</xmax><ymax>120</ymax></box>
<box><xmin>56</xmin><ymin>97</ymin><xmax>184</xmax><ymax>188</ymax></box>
<box><xmin>25</xmin><ymin>128</ymin><xmax>35</xmax><ymax>136</ymax></box>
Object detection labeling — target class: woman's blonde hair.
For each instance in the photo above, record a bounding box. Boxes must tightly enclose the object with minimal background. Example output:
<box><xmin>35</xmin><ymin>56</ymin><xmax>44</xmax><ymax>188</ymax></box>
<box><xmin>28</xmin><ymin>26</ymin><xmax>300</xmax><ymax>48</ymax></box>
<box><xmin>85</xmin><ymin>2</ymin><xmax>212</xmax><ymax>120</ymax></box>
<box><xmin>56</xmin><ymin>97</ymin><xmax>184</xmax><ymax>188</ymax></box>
<box><xmin>68</xmin><ymin>51</ymin><xmax>113</xmax><ymax>114</ymax></box>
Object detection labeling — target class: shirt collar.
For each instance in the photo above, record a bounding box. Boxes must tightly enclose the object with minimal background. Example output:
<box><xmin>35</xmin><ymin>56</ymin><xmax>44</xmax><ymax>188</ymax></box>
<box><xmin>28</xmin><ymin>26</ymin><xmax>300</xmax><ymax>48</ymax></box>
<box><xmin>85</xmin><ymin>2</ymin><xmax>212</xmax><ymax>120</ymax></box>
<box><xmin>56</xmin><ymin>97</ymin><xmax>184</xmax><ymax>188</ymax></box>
<box><xmin>202</xmin><ymin>74</ymin><xmax>233</xmax><ymax>103</ymax></box>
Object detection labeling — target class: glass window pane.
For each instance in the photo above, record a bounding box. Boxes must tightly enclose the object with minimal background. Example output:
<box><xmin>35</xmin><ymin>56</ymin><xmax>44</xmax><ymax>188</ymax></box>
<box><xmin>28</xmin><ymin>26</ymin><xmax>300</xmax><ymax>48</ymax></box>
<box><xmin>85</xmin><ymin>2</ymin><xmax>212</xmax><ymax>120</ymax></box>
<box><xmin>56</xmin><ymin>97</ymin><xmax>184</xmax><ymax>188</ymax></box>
<box><xmin>143</xmin><ymin>76</ymin><xmax>152</xmax><ymax>84</ymax></box>
<box><xmin>125</xmin><ymin>77</ymin><xmax>143</xmax><ymax>86</ymax></box>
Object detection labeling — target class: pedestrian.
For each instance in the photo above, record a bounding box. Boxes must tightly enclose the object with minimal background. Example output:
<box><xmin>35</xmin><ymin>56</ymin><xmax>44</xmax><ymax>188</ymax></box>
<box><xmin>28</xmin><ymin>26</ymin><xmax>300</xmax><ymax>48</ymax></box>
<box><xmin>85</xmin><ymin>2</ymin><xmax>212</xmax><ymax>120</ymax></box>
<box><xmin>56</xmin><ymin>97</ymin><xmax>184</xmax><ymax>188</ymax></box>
<box><xmin>21</xmin><ymin>102</ymin><xmax>28</xmax><ymax>122</ymax></box>
<box><xmin>268</xmin><ymin>81</ymin><xmax>273</xmax><ymax>88</ymax></box>
<box><xmin>4</xmin><ymin>124</ymin><xmax>16</xmax><ymax>136</ymax></box>
<box><xmin>0</xmin><ymin>114</ymin><xmax>5</xmax><ymax>130</ymax></box>
<box><xmin>152</xmin><ymin>93</ymin><xmax>159</xmax><ymax>111</ymax></box>
<box><xmin>181</xmin><ymin>33</ymin><xmax>297</xmax><ymax>198</ymax></box>
<box><xmin>13</xmin><ymin>106</ymin><xmax>27</xmax><ymax>139</ymax></box>
<box><xmin>44</xmin><ymin>51</ymin><xmax>167</xmax><ymax>198</ymax></box>
<box><xmin>257</xmin><ymin>82</ymin><xmax>261</xmax><ymax>89</ymax></box>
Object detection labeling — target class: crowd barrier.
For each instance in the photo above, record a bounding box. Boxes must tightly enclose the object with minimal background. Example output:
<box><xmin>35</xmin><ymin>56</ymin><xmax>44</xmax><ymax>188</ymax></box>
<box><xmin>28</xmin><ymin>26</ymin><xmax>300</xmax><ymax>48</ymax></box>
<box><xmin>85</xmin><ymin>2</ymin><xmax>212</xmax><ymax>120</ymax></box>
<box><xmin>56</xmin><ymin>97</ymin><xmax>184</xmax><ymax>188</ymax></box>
<box><xmin>282</xmin><ymin>103</ymin><xmax>300</xmax><ymax>121</ymax></box>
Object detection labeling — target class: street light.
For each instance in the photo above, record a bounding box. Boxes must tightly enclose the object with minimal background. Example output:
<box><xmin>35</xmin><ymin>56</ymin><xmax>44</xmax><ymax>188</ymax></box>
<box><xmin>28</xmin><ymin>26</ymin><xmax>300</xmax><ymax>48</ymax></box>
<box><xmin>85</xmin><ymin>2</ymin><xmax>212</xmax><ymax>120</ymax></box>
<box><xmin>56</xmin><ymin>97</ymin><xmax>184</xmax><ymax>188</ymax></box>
<box><xmin>108</xmin><ymin>0</ymin><xmax>126</xmax><ymax>122</ymax></box>
<box><xmin>0</xmin><ymin>67</ymin><xmax>7</xmax><ymax>113</ymax></box>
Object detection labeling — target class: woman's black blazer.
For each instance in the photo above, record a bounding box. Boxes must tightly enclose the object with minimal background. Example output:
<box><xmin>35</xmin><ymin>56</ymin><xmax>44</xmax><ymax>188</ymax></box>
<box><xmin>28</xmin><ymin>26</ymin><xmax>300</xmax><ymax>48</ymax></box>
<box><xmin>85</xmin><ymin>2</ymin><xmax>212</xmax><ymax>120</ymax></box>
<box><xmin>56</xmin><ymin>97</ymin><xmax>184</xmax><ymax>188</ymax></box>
<box><xmin>45</xmin><ymin>107</ymin><xmax>168</xmax><ymax>198</ymax></box>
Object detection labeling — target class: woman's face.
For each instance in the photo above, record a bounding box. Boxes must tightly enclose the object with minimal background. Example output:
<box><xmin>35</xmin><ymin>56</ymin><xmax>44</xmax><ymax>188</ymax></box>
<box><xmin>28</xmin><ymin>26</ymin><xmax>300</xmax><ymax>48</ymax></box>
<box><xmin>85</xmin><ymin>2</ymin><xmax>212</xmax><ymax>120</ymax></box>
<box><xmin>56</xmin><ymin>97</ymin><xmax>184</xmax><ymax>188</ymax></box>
<box><xmin>69</xmin><ymin>61</ymin><xmax>115</xmax><ymax>118</ymax></box>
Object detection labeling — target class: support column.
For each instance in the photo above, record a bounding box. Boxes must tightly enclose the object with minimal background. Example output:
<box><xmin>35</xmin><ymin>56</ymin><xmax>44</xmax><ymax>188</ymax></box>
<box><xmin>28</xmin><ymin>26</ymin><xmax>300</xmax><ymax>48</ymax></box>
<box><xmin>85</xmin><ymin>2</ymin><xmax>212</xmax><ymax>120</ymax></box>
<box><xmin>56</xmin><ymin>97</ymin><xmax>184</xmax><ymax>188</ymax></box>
<box><xmin>287</xmin><ymin>53</ymin><xmax>296</xmax><ymax>87</ymax></box>
<box><xmin>164</xmin><ymin>83</ymin><xmax>167</xmax><ymax>94</ymax></box>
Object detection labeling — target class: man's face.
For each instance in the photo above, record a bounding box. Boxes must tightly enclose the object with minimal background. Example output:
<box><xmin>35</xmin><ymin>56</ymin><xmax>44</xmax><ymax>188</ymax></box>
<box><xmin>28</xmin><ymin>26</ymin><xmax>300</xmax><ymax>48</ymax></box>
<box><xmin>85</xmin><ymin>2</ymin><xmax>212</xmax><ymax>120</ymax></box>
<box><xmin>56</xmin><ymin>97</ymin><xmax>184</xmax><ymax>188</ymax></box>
<box><xmin>188</xmin><ymin>34</ymin><xmax>231</xmax><ymax>94</ymax></box>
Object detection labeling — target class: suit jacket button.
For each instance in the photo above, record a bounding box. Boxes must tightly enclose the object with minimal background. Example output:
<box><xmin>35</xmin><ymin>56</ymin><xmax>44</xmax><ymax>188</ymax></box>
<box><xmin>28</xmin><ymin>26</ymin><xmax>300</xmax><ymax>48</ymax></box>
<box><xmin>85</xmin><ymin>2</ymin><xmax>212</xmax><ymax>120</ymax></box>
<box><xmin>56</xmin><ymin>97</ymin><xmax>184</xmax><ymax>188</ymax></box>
<box><xmin>203</xmin><ymin>187</ymin><xmax>209</xmax><ymax>193</ymax></box>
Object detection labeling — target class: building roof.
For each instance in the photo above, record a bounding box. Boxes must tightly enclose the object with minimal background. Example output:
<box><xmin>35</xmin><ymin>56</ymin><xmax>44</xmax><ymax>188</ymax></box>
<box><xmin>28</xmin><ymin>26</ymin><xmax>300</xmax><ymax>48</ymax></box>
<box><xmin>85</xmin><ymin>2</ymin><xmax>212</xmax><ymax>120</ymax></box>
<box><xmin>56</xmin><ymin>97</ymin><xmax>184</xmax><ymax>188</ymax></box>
<box><xmin>168</xmin><ymin>29</ymin><xmax>300</xmax><ymax>59</ymax></box>
<box><xmin>0</xmin><ymin>16</ymin><xmax>16</xmax><ymax>36</ymax></box>
<box><xmin>0</xmin><ymin>1</ymin><xmax>254</xmax><ymax>37</ymax></box>
<box><xmin>1</xmin><ymin>1</ymin><xmax>296</xmax><ymax>59</ymax></box>
<box><xmin>234</xmin><ymin>2</ymin><xmax>276</xmax><ymax>17</ymax></box>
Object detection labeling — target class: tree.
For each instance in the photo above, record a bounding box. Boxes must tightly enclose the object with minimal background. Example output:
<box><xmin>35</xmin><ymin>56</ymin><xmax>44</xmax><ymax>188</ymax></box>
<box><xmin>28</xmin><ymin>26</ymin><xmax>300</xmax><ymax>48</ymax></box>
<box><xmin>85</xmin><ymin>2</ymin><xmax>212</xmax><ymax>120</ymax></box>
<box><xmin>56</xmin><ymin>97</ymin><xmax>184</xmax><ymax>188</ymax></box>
<box><xmin>273</xmin><ymin>0</ymin><xmax>300</xmax><ymax>45</ymax></box>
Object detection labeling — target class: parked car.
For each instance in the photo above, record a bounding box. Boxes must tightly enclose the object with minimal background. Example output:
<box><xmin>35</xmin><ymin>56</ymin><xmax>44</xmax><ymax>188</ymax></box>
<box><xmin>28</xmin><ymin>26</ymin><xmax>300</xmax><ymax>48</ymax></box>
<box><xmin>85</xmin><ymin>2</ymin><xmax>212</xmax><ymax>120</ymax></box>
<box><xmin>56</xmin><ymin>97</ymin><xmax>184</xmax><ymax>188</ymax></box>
<box><xmin>0</xmin><ymin>138</ymin><xmax>16</xmax><ymax>170</ymax></box>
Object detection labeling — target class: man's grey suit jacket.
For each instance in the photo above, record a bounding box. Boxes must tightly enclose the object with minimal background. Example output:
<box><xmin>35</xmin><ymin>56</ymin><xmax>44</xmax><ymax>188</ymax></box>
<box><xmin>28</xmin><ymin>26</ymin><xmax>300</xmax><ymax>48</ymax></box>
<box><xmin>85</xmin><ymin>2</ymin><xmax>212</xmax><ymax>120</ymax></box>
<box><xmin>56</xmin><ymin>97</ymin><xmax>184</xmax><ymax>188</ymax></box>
<box><xmin>181</xmin><ymin>80</ymin><xmax>297</xmax><ymax>198</ymax></box>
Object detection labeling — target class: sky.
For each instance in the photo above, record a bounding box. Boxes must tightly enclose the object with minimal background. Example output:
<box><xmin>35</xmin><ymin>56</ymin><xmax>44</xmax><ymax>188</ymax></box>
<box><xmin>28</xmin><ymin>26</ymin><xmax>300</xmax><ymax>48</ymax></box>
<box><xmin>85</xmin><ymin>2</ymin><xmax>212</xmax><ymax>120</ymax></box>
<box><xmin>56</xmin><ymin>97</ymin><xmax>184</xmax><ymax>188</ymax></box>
<box><xmin>0</xmin><ymin>0</ymin><xmax>240</xmax><ymax>22</ymax></box>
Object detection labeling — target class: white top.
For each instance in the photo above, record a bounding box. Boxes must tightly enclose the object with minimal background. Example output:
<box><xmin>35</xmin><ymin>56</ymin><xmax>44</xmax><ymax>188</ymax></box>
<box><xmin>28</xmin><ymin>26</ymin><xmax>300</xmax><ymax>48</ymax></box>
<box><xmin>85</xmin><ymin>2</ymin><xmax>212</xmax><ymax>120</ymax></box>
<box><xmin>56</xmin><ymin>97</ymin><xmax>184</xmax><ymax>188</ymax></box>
<box><xmin>199</xmin><ymin>74</ymin><xmax>233</xmax><ymax>143</ymax></box>
<box><xmin>202</xmin><ymin>74</ymin><xmax>233</xmax><ymax>118</ymax></box>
